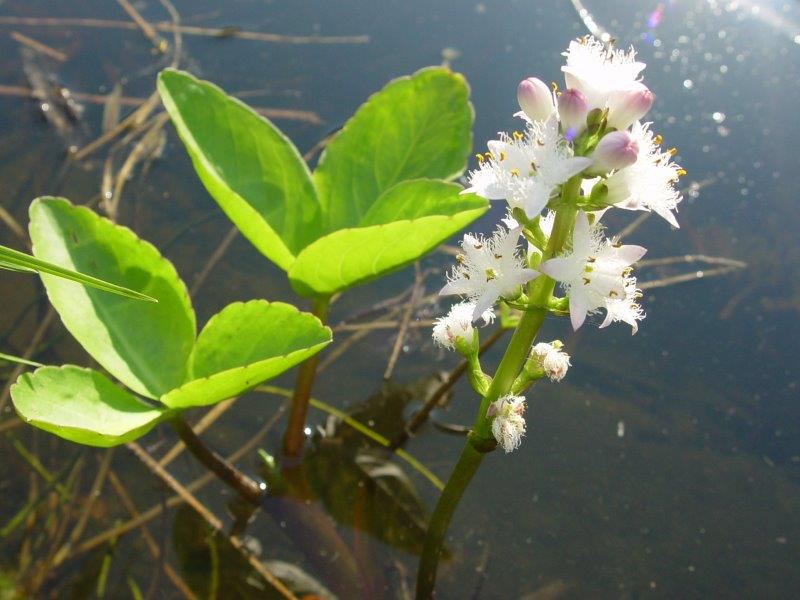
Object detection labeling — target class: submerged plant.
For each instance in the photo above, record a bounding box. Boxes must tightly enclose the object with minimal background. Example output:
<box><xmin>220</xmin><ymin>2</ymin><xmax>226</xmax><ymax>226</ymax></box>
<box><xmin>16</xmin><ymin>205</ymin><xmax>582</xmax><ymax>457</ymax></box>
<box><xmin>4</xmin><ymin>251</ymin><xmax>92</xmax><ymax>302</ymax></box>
<box><xmin>417</xmin><ymin>36</ymin><xmax>684</xmax><ymax>597</ymax></box>
<box><xmin>157</xmin><ymin>67</ymin><xmax>486</xmax><ymax>455</ymax></box>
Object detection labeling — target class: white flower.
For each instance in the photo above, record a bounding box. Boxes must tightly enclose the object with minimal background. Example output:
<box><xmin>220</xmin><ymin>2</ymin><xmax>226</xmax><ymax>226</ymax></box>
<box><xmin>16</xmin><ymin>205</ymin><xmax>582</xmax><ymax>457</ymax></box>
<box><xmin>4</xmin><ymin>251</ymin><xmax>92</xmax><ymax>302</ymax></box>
<box><xmin>604</xmin><ymin>121</ymin><xmax>683</xmax><ymax>227</ymax></box>
<box><xmin>432</xmin><ymin>302</ymin><xmax>495</xmax><ymax>350</ymax></box>
<box><xmin>539</xmin><ymin>211</ymin><xmax>647</xmax><ymax>333</ymax></box>
<box><xmin>440</xmin><ymin>225</ymin><xmax>538</xmax><ymax>321</ymax></box>
<box><xmin>464</xmin><ymin>116</ymin><xmax>591</xmax><ymax>218</ymax></box>
<box><xmin>561</xmin><ymin>36</ymin><xmax>646</xmax><ymax>112</ymax></box>
<box><xmin>600</xmin><ymin>278</ymin><xmax>645</xmax><ymax>334</ymax></box>
<box><xmin>487</xmin><ymin>395</ymin><xmax>527</xmax><ymax>453</ymax></box>
<box><xmin>532</xmin><ymin>341</ymin><xmax>571</xmax><ymax>381</ymax></box>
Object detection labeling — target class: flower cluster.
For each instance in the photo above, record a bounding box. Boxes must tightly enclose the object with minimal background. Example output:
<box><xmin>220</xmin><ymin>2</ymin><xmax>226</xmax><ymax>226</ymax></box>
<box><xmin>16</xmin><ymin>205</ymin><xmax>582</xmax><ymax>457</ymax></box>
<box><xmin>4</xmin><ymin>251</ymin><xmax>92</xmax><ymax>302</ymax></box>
<box><xmin>433</xmin><ymin>36</ymin><xmax>683</xmax><ymax>452</ymax></box>
<box><xmin>487</xmin><ymin>395</ymin><xmax>527</xmax><ymax>453</ymax></box>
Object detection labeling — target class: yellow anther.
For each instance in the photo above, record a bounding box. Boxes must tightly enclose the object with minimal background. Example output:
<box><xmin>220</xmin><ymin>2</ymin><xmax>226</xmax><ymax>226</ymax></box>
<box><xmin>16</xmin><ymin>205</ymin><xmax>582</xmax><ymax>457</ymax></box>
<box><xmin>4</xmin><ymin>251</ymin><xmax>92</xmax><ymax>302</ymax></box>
<box><xmin>653</xmin><ymin>134</ymin><xmax>663</xmax><ymax>146</ymax></box>
<box><xmin>551</xmin><ymin>81</ymin><xmax>559</xmax><ymax>93</ymax></box>
<box><xmin>668</xmin><ymin>147</ymin><xmax>678</xmax><ymax>156</ymax></box>
<box><xmin>484</xmin><ymin>152</ymin><xmax>494</xmax><ymax>161</ymax></box>
<box><xmin>476</xmin><ymin>153</ymin><xmax>484</xmax><ymax>163</ymax></box>
<box><xmin>499</xmin><ymin>151</ymin><xmax>506</xmax><ymax>161</ymax></box>
<box><xmin>509</xmin><ymin>168</ymin><xmax>520</xmax><ymax>177</ymax></box>
<box><xmin>676</xmin><ymin>168</ymin><xmax>687</xmax><ymax>177</ymax></box>
<box><xmin>513</xmin><ymin>131</ymin><xmax>524</xmax><ymax>141</ymax></box>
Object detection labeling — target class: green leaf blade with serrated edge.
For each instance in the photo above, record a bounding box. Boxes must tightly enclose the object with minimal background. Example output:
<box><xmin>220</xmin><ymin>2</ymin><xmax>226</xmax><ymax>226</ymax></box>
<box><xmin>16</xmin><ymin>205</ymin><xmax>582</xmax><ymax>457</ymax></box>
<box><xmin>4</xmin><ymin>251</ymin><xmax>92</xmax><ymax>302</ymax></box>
<box><xmin>158</xmin><ymin>69</ymin><xmax>322</xmax><ymax>271</ymax></box>
<box><xmin>10</xmin><ymin>366</ymin><xmax>168</xmax><ymax>447</ymax></box>
<box><xmin>314</xmin><ymin>67</ymin><xmax>473</xmax><ymax>232</ymax></box>
<box><xmin>29</xmin><ymin>197</ymin><xmax>196</xmax><ymax>400</ymax></box>
<box><xmin>161</xmin><ymin>300</ymin><xmax>331</xmax><ymax>409</ymax></box>
<box><xmin>288</xmin><ymin>180</ymin><xmax>487</xmax><ymax>297</ymax></box>
<box><xmin>0</xmin><ymin>243</ymin><xmax>156</xmax><ymax>301</ymax></box>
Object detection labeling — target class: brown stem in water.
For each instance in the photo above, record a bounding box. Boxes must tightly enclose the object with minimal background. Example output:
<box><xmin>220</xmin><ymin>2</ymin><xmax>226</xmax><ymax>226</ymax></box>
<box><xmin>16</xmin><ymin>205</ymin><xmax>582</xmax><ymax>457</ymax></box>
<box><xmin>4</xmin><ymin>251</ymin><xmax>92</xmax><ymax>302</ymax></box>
<box><xmin>169</xmin><ymin>416</ymin><xmax>263</xmax><ymax>505</ymax></box>
<box><xmin>282</xmin><ymin>296</ymin><xmax>330</xmax><ymax>457</ymax></box>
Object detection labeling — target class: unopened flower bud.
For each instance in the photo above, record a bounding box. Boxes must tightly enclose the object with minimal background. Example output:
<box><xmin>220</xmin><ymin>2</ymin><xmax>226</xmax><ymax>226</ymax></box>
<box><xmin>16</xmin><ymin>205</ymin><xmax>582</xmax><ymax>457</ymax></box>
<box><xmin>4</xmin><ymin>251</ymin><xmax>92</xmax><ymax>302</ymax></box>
<box><xmin>607</xmin><ymin>83</ymin><xmax>655</xmax><ymax>130</ymax></box>
<box><xmin>532</xmin><ymin>341</ymin><xmax>571</xmax><ymax>382</ymax></box>
<box><xmin>432</xmin><ymin>302</ymin><xmax>494</xmax><ymax>354</ymax></box>
<box><xmin>558</xmin><ymin>88</ymin><xmax>590</xmax><ymax>139</ymax></box>
<box><xmin>588</xmin><ymin>130</ymin><xmax>639</xmax><ymax>175</ymax></box>
<box><xmin>487</xmin><ymin>395</ymin><xmax>527</xmax><ymax>453</ymax></box>
<box><xmin>517</xmin><ymin>77</ymin><xmax>555</xmax><ymax>123</ymax></box>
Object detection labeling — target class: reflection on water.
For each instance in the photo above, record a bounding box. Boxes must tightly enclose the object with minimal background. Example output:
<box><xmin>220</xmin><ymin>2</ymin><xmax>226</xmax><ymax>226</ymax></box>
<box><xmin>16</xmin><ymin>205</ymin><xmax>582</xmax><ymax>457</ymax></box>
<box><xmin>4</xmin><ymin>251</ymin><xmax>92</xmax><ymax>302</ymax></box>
<box><xmin>1</xmin><ymin>0</ymin><xmax>799</xmax><ymax>597</ymax></box>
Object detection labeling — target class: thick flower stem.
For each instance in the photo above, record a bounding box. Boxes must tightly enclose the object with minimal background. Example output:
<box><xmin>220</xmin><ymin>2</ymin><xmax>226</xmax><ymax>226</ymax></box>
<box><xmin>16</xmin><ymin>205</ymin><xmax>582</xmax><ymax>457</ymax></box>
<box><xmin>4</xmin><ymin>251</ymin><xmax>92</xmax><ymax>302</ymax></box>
<box><xmin>415</xmin><ymin>175</ymin><xmax>582</xmax><ymax>598</ymax></box>
<box><xmin>415</xmin><ymin>437</ymin><xmax>488</xmax><ymax>598</ymax></box>
<box><xmin>282</xmin><ymin>296</ymin><xmax>330</xmax><ymax>457</ymax></box>
<box><xmin>169</xmin><ymin>416</ymin><xmax>264</xmax><ymax>505</ymax></box>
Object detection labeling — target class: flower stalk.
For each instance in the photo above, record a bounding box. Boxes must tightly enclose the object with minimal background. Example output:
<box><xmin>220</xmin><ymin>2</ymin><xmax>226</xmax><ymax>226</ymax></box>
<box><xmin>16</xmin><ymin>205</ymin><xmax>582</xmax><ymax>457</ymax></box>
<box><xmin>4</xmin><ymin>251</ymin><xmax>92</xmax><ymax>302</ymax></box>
<box><xmin>417</xmin><ymin>34</ymin><xmax>684</xmax><ymax>596</ymax></box>
<box><xmin>416</xmin><ymin>178</ymin><xmax>580</xmax><ymax>598</ymax></box>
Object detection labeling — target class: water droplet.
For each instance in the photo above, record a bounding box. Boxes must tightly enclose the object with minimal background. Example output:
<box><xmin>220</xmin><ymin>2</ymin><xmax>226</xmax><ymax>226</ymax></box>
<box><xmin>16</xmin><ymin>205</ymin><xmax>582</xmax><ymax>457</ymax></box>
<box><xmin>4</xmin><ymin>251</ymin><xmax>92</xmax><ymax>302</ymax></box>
<box><xmin>712</xmin><ymin>111</ymin><xmax>726</xmax><ymax>123</ymax></box>
<box><xmin>683</xmin><ymin>79</ymin><xmax>694</xmax><ymax>89</ymax></box>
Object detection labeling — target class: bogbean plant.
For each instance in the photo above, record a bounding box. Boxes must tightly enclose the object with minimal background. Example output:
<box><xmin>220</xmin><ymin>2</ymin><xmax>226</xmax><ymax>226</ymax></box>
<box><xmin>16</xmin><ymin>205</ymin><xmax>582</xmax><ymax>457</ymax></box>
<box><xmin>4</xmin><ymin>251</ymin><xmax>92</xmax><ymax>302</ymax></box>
<box><xmin>7</xmin><ymin>34</ymin><xmax>683</xmax><ymax>598</ymax></box>
<box><xmin>418</xmin><ymin>36</ymin><xmax>684</xmax><ymax>596</ymax></box>
<box><xmin>12</xmin><ymin>199</ymin><xmax>332</xmax><ymax>474</ymax></box>
<box><xmin>156</xmin><ymin>67</ymin><xmax>486</xmax><ymax>455</ymax></box>
<box><xmin>10</xmin><ymin>69</ymin><xmax>485</xmax><ymax>493</ymax></box>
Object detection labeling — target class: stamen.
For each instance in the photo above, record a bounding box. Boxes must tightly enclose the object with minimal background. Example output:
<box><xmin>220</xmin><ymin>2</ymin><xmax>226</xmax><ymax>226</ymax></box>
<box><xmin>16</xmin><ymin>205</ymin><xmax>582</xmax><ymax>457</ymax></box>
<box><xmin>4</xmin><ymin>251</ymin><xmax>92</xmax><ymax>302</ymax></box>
<box><xmin>653</xmin><ymin>134</ymin><xmax>663</xmax><ymax>146</ymax></box>
<box><xmin>475</xmin><ymin>153</ymin><xmax>484</xmax><ymax>163</ymax></box>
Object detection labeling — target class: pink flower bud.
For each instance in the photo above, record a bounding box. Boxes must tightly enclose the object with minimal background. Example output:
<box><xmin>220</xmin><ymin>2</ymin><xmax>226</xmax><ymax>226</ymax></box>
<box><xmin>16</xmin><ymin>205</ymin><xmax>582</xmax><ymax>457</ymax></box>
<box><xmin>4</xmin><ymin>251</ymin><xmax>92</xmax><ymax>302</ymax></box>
<box><xmin>557</xmin><ymin>88</ymin><xmax>590</xmax><ymax>139</ymax></box>
<box><xmin>589</xmin><ymin>131</ymin><xmax>639</xmax><ymax>175</ymax></box>
<box><xmin>607</xmin><ymin>83</ymin><xmax>655</xmax><ymax>130</ymax></box>
<box><xmin>517</xmin><ymin>77</ymin><xmax>554</xmax><ymax>122</ymax></box>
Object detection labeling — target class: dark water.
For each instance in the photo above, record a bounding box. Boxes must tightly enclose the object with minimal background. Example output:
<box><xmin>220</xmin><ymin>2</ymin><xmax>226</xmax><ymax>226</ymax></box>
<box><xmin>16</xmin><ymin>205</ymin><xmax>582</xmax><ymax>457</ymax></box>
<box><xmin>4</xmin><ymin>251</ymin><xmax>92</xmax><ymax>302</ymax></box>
<box><xmin>1</xmin><ymin>0</ymin><xmax>799</xmax><ymax>597</ymax></box>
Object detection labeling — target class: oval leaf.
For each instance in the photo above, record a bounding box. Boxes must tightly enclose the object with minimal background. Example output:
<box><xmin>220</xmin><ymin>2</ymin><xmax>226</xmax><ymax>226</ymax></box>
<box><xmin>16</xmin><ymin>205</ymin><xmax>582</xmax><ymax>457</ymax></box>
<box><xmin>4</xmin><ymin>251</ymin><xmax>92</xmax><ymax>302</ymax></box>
<box><xmin>288</xmin><ymin>180</ymin><xmax>487</xmax><ymax>296</ymax></box>
<box><xmin>11</xmin><ymin>366</ymin><xmax>167</xmax><ymax>447</ymax></box>
<box><xmin>314</xmin><ymin>67</ymin><xmax>473</xmax><ymax>232</ymax></box>
<box><xmin>29</xmin><ymin>197</ymin><xmax>195</xmax><ymax>399</ymax></box>
<box><xmin>158</xmin><ymin>69</ymin><xmax>322</xmax><ymax>271</ymax></box>
<box><xmin>161</xmin><ymin>301</ymin><xmax>331</xmax><ymax>409</ymax></box>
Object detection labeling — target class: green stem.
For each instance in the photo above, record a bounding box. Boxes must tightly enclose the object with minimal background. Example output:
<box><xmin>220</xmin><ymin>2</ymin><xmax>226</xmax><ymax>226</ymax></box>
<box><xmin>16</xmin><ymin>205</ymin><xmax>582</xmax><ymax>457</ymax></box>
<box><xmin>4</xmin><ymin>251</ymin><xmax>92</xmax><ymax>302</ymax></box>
<box><xmin>282</xmin><ymin>296</ymin><xmax>330</xmax><ymax>457</ymax></box>
<box><xmin>415</xmin><ymin>437</ymin><xmax>488</xmax><ymax>598</ymax></box>
<box><xmin>415</xmin><ymin>175</ymin><xmax>582</xmax><ymax>598</ymax></box>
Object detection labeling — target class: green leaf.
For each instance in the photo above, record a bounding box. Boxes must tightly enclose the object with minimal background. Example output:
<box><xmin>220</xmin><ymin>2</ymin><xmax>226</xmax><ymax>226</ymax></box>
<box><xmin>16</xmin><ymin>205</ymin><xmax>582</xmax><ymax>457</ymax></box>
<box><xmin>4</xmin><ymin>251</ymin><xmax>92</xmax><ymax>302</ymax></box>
<box><xmin>158</xmin><ymin>69</ymin><xmax>322</xmax><ymax>271</ymax></box>
<box><xmin>161</xmin><ymin>301</ymin><xmax>331</xmax><ymax>409</ymax></box>
<box><xmin>0</xmin><ymin>243</ymin><xmax>156</xmax><ymax>301</ymax></box>
<box><xmin>10</xmin><ymin>366</ymin><xmax>167</xmax><ymax>447</ymax></box>
<box><xmin>288</xmin><ymin>180</ymin><xmax>487</xmax><ymax>296</ymax></box>
<box><xmin>29</xmin><ymin>197</ymin><xmax>196</xmax><ymax>399</ymax></box>
<box><xmin>314</xmin><ymin>67</ymin><xmax>473</xmax><ymax>231</ymax></box>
